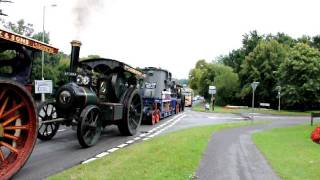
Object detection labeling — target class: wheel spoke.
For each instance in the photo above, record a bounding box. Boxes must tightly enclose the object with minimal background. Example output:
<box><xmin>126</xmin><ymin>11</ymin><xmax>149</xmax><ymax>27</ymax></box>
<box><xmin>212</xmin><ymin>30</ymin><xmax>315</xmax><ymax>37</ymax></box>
<box><xmin>1</xmin><ymin>102</ymin><xmax>24</xmax><ymax>119</ymax></box>
<box><xmin>0</xmin><ymin>89</ymin><xmax>7</xmax><ymax>101</ymax></box>
<box><xmin>2</xmin><ymin>114</ymin><xmax>21</xmax><ymax>127</ymax></box>
<box><xmin>4</xmin><ymin>125</ymin><xmax>29</xmax><ymax>130</ymax></box>
<box><xmin>0</xmin><ymin>141</ymin><xmax>18</xmax><ymax>154</ymax></box>
<box><xmin>4</xmin><ymin>133</ymin><xmax>19</xmax><ymax>141</ymax></box>
<box><xmin>0</xmin><ymin>148</ymin><xmax>4</xmax><ymax>161</ymax></box>
<box><xmin>0</xmin><ymin>97</ymin><xmax>9</xmax><ymax>118</ymax></box>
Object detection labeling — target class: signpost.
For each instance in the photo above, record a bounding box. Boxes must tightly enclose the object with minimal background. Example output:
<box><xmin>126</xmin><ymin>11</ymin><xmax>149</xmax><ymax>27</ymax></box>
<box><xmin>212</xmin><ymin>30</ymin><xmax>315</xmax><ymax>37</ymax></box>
<box><xmin>208</xmin><ymin>86</ymin><xmax>216</xmax><ymax>110</ymax></box>
<box><xmin>251</xmin><ymin>82</ymin><xmax>259</xmax><ymax>120</ymax></box>
<box><xmin>276</xmin><ymin>86</ymin><xmax>281</xmax><ymax>111</ymax></box>
<box><xmin>35</xmin><ymin>80</ymin><xmax>53</xmax><ymax>94</ymax></box>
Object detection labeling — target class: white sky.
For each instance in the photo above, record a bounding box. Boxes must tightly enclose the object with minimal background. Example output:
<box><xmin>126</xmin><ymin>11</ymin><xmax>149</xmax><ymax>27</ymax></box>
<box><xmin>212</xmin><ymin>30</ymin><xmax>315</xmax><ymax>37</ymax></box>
<box><xmin>1</xmin><ymin>0</ymin><xmax>320</xmax><ymax>79</ymax></box>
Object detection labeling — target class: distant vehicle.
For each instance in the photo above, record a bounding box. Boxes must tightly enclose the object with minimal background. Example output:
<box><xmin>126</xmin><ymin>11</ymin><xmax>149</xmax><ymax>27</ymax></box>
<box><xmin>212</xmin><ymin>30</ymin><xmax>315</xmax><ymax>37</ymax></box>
<box><xmin>182</xmin><ymin>87</ymin><xmax>193</xmax><ymax>107</ymax></box>
<box><xmin>141</xmin><ymin>67</ymin><xmax>184</xmax><ymax>125</ymax></box>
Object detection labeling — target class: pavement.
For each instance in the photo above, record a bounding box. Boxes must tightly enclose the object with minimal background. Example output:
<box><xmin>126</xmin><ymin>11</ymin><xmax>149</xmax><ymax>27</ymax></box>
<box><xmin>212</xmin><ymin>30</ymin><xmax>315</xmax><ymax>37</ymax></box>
<box><xmin>195</xmin><ymin>114</ymin><xmax>308</xmax><ymax>180</ymax></box>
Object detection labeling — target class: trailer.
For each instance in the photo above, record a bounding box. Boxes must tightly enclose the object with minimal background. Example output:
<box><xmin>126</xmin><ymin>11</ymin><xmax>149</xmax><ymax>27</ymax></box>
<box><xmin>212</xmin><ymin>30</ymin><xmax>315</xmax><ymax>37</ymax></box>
<box><xmin>0</xmin><ymin>29</ymin><xmax>58</xmax><ymax>179</ymax></box>
<box><xmin>37</xmin><ymin>41</ymin><xmax>144</xmax><ymax>148</ymax></box>
<box><xmin>141</xmin><ymin>67</ymin><xmax>184</xmax><ymax>125</ymax></box>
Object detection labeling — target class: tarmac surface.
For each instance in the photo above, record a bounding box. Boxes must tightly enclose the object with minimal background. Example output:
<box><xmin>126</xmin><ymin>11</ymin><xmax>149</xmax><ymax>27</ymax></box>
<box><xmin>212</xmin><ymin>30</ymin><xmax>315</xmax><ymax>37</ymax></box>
<box><xmin>195</xmin><ymin>114</ymin><xmax>308</xmax><ymax>180</ymax></box>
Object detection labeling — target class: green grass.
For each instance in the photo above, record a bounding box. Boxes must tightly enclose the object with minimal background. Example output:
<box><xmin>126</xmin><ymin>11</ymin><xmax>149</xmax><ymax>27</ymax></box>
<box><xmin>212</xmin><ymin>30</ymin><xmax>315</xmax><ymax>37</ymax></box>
<box><xmin>49</xmin><ymin>122</ymin><xmax>260</xmax><ymax>180</ymax></box>
<box><xmin>252</xmin><ymin>124</ymin><xmax>320</xmax><ymax>180</ymax></box>
<box><xmin>192</xmin><ymin>103</ymin><xmax>313</xmax><ymax>116</ymax></box>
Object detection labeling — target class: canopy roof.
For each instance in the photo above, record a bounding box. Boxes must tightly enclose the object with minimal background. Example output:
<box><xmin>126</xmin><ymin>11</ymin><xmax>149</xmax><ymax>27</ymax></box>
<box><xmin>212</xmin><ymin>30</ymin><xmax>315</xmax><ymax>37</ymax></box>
<box><xmin>0</xmin><ymin>28</ymin><xmax>58</xmax><ymax>54</ymax></box>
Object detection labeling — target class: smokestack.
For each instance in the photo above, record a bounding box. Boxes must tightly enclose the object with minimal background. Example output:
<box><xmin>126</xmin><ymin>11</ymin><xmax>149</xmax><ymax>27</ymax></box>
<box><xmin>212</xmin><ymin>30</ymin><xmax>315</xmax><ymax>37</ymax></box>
<box><xmin>70</xmin><ymin>40</ymin><xmax>82</xmax><ymax>73</ymax></box>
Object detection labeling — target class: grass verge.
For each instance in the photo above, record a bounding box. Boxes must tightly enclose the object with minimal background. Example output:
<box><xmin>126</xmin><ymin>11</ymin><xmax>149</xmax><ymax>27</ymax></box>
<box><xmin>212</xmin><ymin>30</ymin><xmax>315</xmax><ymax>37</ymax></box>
<box><xmin>49</xmin><ymin>122</ymin><xmax>260</xmax><ymax>180</ymax></box>
<box><xmin>192</xmin><ymin>103</ymin><xmax>312</xmax><ymax>116</ymax></box>
<box><xmin>252</xmin><ymin>124</ymin><xmax>320</xmax><ymax>179</ymax></box>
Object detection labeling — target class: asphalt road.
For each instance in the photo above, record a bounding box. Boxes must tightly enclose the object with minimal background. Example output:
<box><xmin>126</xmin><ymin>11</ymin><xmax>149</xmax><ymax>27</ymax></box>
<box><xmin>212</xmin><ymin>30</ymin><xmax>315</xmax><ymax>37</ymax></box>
<box><xmin>12</xmin><ymin>108</ymin><xmax>309</xmax><ymax>179</ymax></box>
<box><xmin>195</xmin><ymin>114</ymin><xmax>309</xmax><ymax>180</ymax></box>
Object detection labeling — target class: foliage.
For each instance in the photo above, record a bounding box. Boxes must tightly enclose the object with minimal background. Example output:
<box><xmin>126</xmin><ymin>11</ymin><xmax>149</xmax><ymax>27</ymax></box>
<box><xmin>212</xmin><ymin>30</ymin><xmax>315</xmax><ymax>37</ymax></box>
<box><xmin>3</xmin><ymin>19</ymin><xmax>34</xmax><ymax>37</ymax></box>
<box><xmin>189</xmin><ymin>60</ymin><xmax>239</xmax><ymax>106</ymax></box>
<box><xmin>239</xmin><ymin>39</ymin><xmax>288</xmax><ymax>107</ymax></box>
<box><xmin>278</xmin><ymin>43</ymin><xmax>320</xmax><ymax>110</ymax></box>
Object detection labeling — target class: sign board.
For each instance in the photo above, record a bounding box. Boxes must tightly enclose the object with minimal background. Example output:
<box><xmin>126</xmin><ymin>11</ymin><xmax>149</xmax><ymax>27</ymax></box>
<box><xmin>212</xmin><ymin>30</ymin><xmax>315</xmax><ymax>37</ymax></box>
<box><xmin>208</xmin><ymin>86</ymin><xmax>216</xmax><ymax>95</ymax></box>
<box><xmin>251</xmin><ymin>82</ymin><xmax>259</xmax><ymax>91</ymax></box>
<box><xmin>260</xmin><ymin>103</ymin><xmax>270</xmax><ymax>107</ymax></box>
<box><xmin>35</xmin><ymin>80</ymin><xmax>53</xmax><ymax>94</ymax></box>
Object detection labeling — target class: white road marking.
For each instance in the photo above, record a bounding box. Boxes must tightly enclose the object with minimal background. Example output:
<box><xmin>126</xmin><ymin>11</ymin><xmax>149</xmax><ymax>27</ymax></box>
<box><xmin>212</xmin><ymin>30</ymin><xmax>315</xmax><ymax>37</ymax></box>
<box><xmin>139</xmin><ymin>133</ymin><xmax>146</xmax><ymax>137</ymax></box>
<box><xmin>143</xmin><ymin>138</ymin><xmax>150</xmax><ymax>141</ymax></box>
<box><xmin>96</xmin><ymin>152</ymin><xmax>109</xmax><ymax>158</ymax></box>
<box><xmin>82</xmin><ymin>158</ymin><xmax>97</xmax><ymax>164</ymax></box>
<box><xmin>118</xmin><ymin>144</ymin><xmax>128</xmax><ymax>148</ymax></box>
<box><xmin>58</xmin><ymin>129</ymin><xmax>66</xmax><ymax>132</ymax></box>
<box><xmin>134</xmin><ymin>137</ymin><xmax>141</xmax><ymax>141</ymax></box>
<box><xmin>107</xmin><ymin>148</ymin><xmax>119</xmax><ymax>153</ymax></box>
<box><xmin>126</xmin><ymin>140</ymin><xmax>135</xmax><ymax>144</ymax></box>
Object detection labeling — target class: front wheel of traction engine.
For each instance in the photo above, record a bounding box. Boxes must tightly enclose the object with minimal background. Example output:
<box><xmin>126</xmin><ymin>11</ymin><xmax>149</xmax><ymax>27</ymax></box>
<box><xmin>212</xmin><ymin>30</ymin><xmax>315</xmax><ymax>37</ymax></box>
<box><xmin>77</xmin><ymin>105</ymin><xmax>102</xmax><ymax>148</ymax></box>
<box><xmin>0</xmin><ymin>80</ymin><xmax>37</xmax><ymax>179</ymax></box>
<box><xmin>37</xmin><ymin>101</ymin><xmax>60</xmax><ymax>141</ymax></box>
<box><xmin>118</xmin><ymin>88</ymin><xmax>143</xmax><ymax>136</ymax></box>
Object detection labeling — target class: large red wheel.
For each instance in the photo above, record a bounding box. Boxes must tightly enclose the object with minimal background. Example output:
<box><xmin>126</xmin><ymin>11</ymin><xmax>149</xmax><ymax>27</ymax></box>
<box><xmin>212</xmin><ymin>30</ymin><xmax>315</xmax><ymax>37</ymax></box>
<box><xmin>0</xmin><ymin>80</ymin><xmax>38</xmax><ymax>179</ymax></box>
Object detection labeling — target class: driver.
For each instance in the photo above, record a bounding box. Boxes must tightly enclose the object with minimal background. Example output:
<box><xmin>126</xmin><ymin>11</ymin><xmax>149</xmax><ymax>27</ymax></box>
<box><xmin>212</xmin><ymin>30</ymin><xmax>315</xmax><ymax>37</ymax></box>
<box><xmin>0</xmin><ymin>46</ymin><xmax>31</xmax><ymax>84</ymax></box>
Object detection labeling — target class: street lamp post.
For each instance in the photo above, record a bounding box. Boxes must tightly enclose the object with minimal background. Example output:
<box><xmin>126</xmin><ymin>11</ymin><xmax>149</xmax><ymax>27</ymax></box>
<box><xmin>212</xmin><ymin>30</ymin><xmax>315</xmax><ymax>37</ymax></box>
<box><xmin>41</xmin><ymin>2</ymin><xmax>56</xmax><ymax>101</ymax></box>
<box><xmin>276</xmin><ymin>86</ymin><xmax>281</xmax><ymax>111</ymax></box>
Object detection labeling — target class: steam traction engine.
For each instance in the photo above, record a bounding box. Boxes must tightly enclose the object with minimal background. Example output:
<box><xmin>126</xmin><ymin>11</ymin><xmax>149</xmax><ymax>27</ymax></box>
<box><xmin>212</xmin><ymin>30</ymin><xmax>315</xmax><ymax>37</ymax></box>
<box><xmin>37</xmin><ymin>41</ymin><xmax>143</xmax><ymax>147</ymax></box>
<box><xmin>141</xmin><ymin>67</ymin><xmax>184</xmax><ymax>125</ymax></box>
<box><xmin>0</xmin><ymin>29</ymin><xmax>58</xmax><ymax>179</ymax></box>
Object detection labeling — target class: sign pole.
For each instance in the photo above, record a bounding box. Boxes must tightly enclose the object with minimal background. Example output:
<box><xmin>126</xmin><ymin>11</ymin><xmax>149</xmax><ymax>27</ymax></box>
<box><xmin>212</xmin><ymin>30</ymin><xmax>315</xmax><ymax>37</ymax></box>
<box><xmin>251</xmin><ymin>82</ymin><xmax>259</xmax><ymax>121</ymax></box>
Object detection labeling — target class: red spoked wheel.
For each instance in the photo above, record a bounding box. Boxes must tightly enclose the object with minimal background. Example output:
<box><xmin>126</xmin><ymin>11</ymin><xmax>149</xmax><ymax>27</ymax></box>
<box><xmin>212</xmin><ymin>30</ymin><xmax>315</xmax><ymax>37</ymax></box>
<box><xmin>155</xmin><ymin>110</ymin><xmax>160</xmax><ymax>123</ymax></box>
<box><xmin>151</xmin><ymin>114</ymin><xmax>156</xmax><ymax>125</ymax></box>
<box><xmin>0</xmin><ymin>80</ymin><xmax>37</xmax><ymax>179</ymax></box>
<box><xmin>176</xmin><ymin>104</ymin><xmax>180</xmax><ymax>114</ymax></box>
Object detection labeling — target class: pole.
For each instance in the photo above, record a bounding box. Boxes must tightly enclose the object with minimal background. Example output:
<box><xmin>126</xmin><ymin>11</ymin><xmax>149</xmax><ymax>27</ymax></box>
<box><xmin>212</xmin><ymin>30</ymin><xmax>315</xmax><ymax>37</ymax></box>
<box><xmin>252</xmin><ymin>88</ymin><xmax>255</xmax><ymax>121</ymax></box>
<box><xmin>41</xmin><ymin>4</ymin><xmax>46</xmax><ymax>102</ymax></box>
<box><xmin>278</xmin><ymin>91</ymin><xmax>281</xmax><ymax>111</ymax></box>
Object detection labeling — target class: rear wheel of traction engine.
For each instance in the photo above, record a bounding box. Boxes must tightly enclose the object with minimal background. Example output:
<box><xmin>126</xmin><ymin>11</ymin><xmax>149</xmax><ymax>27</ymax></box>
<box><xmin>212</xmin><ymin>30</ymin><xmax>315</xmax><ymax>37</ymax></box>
<box><xmin>155</xmin><ymin>109</ymin><xmax>160</xmax><ymax>123</ymax></box>
<box><xmin>77</xmin><ymin>105</ymin><xmax>102</xmax><ymax>148</ymax></box>
<box><xmin>37</xmin><ymin>101</ymin><xmax>60</xmax><ymax>141</ymax></box>
<box><xmin>118</xmin><ymin>88</ymin><xmax>143</xmax><ymax>135</ymax></box>
<box><xmin>0</xmin><ymin>80</ymin><xmax>37</xmax><ymax>179</ymax></box>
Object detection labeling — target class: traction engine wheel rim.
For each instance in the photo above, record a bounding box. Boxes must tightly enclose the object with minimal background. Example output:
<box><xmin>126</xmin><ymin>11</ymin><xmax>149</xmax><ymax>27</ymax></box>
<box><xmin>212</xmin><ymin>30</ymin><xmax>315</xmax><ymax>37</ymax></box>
<box><xmin>0</xmin><ymin>81</ymin><xmax>37</xmax><ymax>179</ymax></box>
<box><xmin>118</xmin><ymin>88</ymin><xmax>143</xmax><ymax>135</ymax></box>
<box><xmin>77</xmin><ymin>105</ymin><xmax>102</xmax><ymax>148</ymax></box>
<box><xmin>151</xmin><ymin>114</ymin><xmax>156</xmax><ymax>125</ymax></box>
<box><xmin>37</xmin><ymin>102</ymin><xmax>60</xmax><ymax>141</ymax></box>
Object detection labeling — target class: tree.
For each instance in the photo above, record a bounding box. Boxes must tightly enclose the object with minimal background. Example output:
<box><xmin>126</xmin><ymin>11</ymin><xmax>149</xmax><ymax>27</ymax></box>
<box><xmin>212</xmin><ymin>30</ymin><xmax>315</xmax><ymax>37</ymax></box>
<box><xmin>4</xmin><ymin>19</ymin><xmax>34</xmax><ymax>36</ymax></box>
<box><xmin>239</xmin><ymin>39</ymin><xmax>288</xmax><ymax>107</ymax></box>
<box><xmin>278</xmin><ymin>43</ymin><xmax>320</xmax><ymax>110</ymax></box>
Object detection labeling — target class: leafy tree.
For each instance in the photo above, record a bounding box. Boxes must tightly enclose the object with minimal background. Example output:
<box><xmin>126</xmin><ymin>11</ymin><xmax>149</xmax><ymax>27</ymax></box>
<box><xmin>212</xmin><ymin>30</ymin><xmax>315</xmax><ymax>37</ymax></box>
<box><xmin>239</xmin><ymin>39</ymin><xmax>288</xmax><ymax>107</ymax></box>
<box><xmin>278</xmin><ymin>43</ymin><xmax>320</xmax><ymax>110</ymax></box>
<box><xmin>4</xmin><ymin>19</ymin><xmax>34</xmax><ymax>36</ymax></box>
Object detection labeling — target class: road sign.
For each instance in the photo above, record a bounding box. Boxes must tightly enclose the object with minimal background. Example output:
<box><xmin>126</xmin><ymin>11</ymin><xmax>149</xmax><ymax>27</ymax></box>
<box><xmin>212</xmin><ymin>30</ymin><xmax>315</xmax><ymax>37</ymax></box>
<box><xmin>35</xmin><ymin>80</ymin><xmax>53</xmax><ymax>94</ymax></box>
<box><xmin>208</xmin><ymin>86</ymin><xmax>216</xmax><ymax>95</ymax></box>
<box><xmin>251</xmin><ymin>82</ymin><xmax>259</xmax><ymax>91</ymax></box>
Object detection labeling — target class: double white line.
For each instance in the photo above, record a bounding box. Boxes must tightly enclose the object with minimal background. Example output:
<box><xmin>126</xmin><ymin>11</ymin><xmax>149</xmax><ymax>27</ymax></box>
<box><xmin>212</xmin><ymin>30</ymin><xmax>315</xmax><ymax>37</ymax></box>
<box><xmin>82</xmin><ymin>113</ymin><xmax>186</xmax><ymax>164</ymax></box>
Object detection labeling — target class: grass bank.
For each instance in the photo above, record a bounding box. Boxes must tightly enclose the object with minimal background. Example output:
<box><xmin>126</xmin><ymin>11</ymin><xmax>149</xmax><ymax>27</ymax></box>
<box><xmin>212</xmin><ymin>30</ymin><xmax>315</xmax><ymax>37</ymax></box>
<box><xmin>49</xmin><ymin>122</ymin><xmax>260</xmax><ymax>180</ymax></box>
<box><xmin>192</xmin><ymin>103</ymin><xmax>312</xmax><ymax>116</ymax></box>
<box><xmin>253</xmin><ymin>124</ymin><xmax>320</xmax><ymax>179</ymax></box>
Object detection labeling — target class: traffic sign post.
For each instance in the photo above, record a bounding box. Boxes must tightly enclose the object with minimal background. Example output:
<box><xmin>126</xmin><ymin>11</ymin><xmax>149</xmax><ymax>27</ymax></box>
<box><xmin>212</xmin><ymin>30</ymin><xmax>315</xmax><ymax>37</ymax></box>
<box><xmin>251</xmin><ymin>82</ymin><xmax>259</xmax><ymax>121</ymax></box>
<box><xmin>208</xmin><ymin>86</ymin><xmax>216</xmax><ymax>111</ymax></box>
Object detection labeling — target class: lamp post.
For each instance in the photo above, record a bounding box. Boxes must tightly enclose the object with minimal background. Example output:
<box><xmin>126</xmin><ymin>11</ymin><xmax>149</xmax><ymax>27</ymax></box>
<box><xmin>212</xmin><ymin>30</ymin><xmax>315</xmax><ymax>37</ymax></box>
<box><xmin>41</xmin><ymin>2</ymin><xmax>56</xmax><ymax>101</ymax></box>
<box><xmin>276</xmin><ymin>86</ymin><xmax>281</xmax><ymax>111</ymax></box>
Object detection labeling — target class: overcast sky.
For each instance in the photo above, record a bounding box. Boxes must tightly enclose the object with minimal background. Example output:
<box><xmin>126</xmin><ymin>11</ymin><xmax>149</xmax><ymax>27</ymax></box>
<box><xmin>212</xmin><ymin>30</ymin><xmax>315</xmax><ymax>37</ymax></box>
<box><xmin>1</xmin><ymin>0</ymin><xmax>320</xmax><ymax>79</ymax></box>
